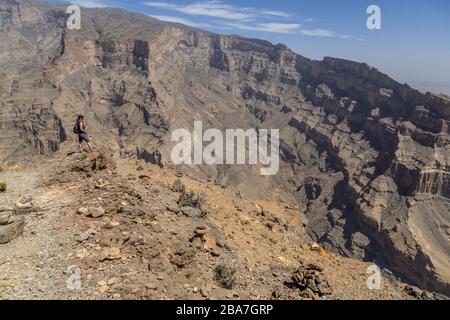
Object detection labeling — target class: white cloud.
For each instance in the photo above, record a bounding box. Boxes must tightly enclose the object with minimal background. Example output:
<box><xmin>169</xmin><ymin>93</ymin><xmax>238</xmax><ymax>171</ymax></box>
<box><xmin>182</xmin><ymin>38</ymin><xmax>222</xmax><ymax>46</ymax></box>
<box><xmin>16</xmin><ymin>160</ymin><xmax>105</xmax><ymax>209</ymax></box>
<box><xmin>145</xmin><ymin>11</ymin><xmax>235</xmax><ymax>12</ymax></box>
<box><xmin>301</xmin><ymin>30</ymin><xmax>355</xmax><ymax>39</ymax></box>
<box><xmin>142</xmin><ymin>1</ymin><xmax>291</xmax><ymax>21</ymax></box>
<box><xmin>70</xmin><ymin>0</ymin><xmax>108</xmax><ymax>8</ymax></box>
<box><xmin>148</xmin><ymin>14</ymin><xmax>209</xmax><ymax>28</ymax></box>
<box><xmin>301</xmin><ymin>29</ymin><xmax>337</xmax><ymax>37</ymax></box>
<box><xmin>142</xmin><ymin>1</ymin><xmax>353</xmax><ymax>40</ymax></box>
<box><xmin>227</xmin><ymin>22</ymin><xmax>302</xmax><ymax>34</ymax></box>
<box><xmin>259</xmin><ymin>10</ymin><xmax>291</xmax><ymax>18</ymax></box>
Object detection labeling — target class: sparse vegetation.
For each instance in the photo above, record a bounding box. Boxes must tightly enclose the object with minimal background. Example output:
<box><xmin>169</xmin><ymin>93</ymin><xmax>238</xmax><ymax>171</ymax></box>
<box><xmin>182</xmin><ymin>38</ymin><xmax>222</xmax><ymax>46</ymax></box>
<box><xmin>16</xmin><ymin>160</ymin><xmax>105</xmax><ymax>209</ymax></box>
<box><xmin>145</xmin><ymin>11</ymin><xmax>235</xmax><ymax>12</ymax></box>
<box><xmin>171</xmin><ymin>179</ymin><xmax>186</xmax><ymax>193</ymax></box>
<box><xmin>178</xmin><ymin>190</ymin><xmax>206</xmax><ymax>209</ymax></box>
<box><xmin>214</xmin><ymin>265</ymin><xmax>237</xmax><ymax>289</ymax></box>
<box><xmin>0</xmin><ymin>182</ymin><xmax>6</xmax><ymax>192</ymax></box>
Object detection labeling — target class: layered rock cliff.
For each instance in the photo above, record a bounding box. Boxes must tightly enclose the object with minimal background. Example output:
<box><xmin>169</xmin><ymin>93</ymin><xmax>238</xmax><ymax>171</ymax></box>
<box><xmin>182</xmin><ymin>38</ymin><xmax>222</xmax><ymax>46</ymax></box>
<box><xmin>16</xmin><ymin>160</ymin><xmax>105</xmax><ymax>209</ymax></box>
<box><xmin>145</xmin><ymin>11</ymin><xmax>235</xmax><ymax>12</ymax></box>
<box><xmin>0</xmin><ymin>0</ymin><xmax>448</xmax><ymax>295</ymax></box>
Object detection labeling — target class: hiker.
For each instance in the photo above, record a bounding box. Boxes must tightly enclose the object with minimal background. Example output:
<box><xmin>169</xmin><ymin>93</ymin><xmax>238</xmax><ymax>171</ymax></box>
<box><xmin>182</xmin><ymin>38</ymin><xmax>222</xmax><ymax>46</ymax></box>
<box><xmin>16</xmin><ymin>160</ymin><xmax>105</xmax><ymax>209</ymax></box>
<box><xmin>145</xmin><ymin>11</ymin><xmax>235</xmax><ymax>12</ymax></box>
<box><xmin>119</xmin><ymin>137</ymin><xmax>126</xmax><ymax>159</ymax></box>
<box><xmin>119</xmin><ymin>143</ymin><xmax>126</xmax><ymax>159</ymax></box>
<box><xmin>74</xmin><ymin>115</ymin><xmax>93</xmax><ymax>153</ymax></box>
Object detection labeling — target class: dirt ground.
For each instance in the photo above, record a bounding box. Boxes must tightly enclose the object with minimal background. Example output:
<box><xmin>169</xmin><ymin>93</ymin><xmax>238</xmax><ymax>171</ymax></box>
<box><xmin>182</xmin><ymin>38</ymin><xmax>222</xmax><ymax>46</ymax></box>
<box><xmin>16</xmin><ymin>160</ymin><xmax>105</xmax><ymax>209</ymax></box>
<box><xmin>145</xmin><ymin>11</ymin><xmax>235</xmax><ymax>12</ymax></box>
<box><xmin>0</xmin><ymin>149</ymin><xmax>414</xmax><ymax>300</ymax></box>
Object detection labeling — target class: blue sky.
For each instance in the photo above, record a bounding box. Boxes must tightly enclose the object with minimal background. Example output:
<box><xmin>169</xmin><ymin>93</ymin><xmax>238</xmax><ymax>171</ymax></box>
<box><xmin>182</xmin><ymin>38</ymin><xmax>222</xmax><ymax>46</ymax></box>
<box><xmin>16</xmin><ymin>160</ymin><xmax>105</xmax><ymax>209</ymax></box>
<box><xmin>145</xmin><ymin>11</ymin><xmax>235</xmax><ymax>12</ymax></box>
<box><xmin>61</xmin><ymin>0</ymin><xmax>450</xmax><ymax>94</ymax></box>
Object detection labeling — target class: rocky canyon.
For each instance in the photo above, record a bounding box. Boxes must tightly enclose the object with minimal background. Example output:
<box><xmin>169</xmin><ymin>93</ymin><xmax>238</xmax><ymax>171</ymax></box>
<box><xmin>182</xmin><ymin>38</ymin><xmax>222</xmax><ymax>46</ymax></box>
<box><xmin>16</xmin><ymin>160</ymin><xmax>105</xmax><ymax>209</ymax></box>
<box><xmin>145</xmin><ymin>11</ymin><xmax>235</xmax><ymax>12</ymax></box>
<box><xmin>0</xmin><ymin>0</ymin><xmax>448</xmax><ymax>299</ymax></box>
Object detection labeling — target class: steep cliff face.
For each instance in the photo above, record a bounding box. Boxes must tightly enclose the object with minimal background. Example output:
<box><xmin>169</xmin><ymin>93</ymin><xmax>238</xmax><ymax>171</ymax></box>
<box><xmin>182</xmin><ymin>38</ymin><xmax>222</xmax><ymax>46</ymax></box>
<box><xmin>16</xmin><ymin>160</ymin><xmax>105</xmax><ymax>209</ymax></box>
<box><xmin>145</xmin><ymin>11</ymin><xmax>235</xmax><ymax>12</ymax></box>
<box><xmin>0</xmin><ymin>1</ymin><xmax>448</xmax><ymax>295</ymax></box>
<box><xmin>285</xmin><ymin>58</ymin><xmax>450</xmax><ymax>293</ymax></box>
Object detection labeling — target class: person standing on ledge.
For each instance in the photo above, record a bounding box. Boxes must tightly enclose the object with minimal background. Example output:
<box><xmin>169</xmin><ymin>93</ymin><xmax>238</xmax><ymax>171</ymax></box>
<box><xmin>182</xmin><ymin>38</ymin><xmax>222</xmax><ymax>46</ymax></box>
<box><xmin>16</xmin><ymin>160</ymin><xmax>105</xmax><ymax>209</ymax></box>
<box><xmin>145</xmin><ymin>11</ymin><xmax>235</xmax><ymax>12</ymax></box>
<box><xmin>74</xmin><ymin>115</ymin><xmax>93</xmax><ymax>153</ymax></box>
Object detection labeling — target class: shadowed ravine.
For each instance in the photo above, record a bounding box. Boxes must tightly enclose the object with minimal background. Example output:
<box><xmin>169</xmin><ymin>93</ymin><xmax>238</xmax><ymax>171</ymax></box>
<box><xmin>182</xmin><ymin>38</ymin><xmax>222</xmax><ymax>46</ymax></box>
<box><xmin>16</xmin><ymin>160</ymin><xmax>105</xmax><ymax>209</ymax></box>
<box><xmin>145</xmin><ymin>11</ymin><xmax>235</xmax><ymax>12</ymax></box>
<box><xmin>0</xmin><ymin>0</ymin><xmax>449</xmax><ymax>297</ymax></box>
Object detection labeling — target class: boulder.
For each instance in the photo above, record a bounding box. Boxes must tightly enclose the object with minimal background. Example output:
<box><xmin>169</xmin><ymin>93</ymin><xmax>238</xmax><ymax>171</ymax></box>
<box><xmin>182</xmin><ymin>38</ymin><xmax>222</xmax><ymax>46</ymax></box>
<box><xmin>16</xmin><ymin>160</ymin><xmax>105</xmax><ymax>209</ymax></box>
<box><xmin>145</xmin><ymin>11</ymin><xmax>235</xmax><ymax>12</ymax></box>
<box><xmin>180</xmin><ymin>206</ymin><xmax>202</xmax><ymax>218</ymax></box>
<box><xmin>291</xmin><ymin>263</ymin><xmax>332</xmax><ymax>297</ymax></box>
<box><xmin>165</xmin><ymin>202</ymin><xmax>181</xmax><ymax>213</ymax></box>
<box><xmin>100</xmin><ymin>247</ymin><xmax>121</xmax><ymax>261</ymax></box>
<box><xmin>87</xmin><ymin>207</ymin><xmax>105</xmax><ymax>218</ymax></box>
<box><xmin>0</xmin><ymin>215</ymin><xmax>25</xmax><ymax>244</ymax></box>
<box><xmin>0</xmin><ymin>212</ymin><xmax>12</xmax><ymax>226</ymax></box>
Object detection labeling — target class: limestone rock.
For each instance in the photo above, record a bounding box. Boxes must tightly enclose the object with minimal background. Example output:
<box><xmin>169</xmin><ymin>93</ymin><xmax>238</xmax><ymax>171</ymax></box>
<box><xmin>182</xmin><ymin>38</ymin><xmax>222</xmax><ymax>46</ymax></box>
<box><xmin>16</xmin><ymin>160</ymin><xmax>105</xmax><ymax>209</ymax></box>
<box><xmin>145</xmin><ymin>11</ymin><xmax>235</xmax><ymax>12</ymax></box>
<box><xmin>0</xmin><ymin>0</ymin><xmax>448</xmax><ymax>296</ymax></box>
<box><xmin>292</xmin><ymin>264</ymin><xmax>332</xmax><ymax>297</ymax></box>
<box><xmin>0</xmin><ymin>215</ymin><xmax>25</xmax><ymax>244</ymax></box>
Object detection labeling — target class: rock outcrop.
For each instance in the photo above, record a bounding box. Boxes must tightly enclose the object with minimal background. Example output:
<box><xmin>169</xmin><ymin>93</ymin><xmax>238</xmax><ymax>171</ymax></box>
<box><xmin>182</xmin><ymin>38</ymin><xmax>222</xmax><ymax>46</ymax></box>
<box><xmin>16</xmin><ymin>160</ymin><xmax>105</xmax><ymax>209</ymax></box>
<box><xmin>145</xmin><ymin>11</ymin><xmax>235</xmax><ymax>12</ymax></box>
<box><xmin>0</xmin><ymin>210</ymin><xmax>24</xmax><ymax>244</ymax></box>
<box><xmin>0</xmin><ymin>0</ymin><xmax>448</xmax><ymax>295</ymax></box>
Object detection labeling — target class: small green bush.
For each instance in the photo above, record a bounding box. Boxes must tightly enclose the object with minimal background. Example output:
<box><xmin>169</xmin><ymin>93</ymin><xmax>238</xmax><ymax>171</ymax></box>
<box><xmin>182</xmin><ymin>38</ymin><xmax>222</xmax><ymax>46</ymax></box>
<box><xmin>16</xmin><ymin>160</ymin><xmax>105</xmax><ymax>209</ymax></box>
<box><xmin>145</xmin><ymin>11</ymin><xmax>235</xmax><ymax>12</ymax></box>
<box><xmin>171</xmin><ymin>179</ymin><xmax>186</xmax><ymax>193</ymax></box>
<box><xmin>214</xmin><ymin>265</ymin><xmax>237</xmax><ymax>289</ymax></box>
<box><xmin>0</xmin><ymin>182</ymin><xmax>6</xmax><ymax>192</ymax></box>
<box><xmin>178</xmin><ymin>190</ymin><xmax>206</xmax><ymax>209</ymax></box>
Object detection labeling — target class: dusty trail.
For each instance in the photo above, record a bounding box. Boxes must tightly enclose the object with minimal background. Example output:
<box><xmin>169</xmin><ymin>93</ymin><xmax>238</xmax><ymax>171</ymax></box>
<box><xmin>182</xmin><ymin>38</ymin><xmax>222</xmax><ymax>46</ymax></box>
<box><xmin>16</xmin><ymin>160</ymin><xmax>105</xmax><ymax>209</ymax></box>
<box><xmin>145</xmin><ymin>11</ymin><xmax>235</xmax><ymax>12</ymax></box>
<box><xmin>0</xmin><ymin>162</ymin><xmax>96</xmax><ymax>299</ymax></box>
<box><xmin>0</xmin><ymin>151</ymin><xmax>419</xmax><ymax>300</ymax></box>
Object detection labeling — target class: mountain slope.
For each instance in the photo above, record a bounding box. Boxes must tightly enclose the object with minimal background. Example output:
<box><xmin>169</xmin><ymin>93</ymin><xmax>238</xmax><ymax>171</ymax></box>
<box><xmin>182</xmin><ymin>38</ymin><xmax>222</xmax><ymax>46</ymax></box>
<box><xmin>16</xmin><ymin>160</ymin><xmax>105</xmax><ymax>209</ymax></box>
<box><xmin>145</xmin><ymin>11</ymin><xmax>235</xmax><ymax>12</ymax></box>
<box><xmin>0</xmin><ymin>0</ymin><xmax>449</xmax><ymax>295</ymax></box>
<box><xmin>0</xmin><ymin>146</ymin><xmax>419</xmax><ymax>300</ymax></box>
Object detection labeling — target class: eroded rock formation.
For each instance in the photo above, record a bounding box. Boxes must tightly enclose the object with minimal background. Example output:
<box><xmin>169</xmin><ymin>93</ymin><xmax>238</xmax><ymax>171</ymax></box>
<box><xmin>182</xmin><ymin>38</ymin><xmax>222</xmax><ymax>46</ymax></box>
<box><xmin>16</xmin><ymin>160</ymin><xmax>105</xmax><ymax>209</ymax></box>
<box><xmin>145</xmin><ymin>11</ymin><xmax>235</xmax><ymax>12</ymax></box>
<box><xmin>0</xmin><ymin>0</ymin><xmax>448</xmax><ymax>295</ymax></box>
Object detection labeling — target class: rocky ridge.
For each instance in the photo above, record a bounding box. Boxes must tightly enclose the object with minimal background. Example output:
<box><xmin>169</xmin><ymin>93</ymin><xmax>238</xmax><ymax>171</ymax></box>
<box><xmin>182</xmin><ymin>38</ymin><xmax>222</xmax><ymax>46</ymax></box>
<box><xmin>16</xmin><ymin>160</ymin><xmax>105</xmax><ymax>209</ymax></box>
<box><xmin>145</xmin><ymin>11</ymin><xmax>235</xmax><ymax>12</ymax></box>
<box><xmin>0</xmin><ymin>146</ymin><xmax>427</xmax><ymax>300</ymax></box>
<box><xmin>0</xmin><ymin>0</ymin><xmax>449</xmax><ymax>295</ymax></box>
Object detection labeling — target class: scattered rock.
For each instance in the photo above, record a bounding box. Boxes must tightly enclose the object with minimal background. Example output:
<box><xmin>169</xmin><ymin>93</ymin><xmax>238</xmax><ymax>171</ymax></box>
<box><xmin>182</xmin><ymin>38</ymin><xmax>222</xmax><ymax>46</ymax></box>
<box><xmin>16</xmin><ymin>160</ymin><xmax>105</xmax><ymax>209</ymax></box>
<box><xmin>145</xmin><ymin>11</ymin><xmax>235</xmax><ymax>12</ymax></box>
<box><xmin>266</xmin><ymin>222</ymin><xmax>275</xmax><ymax>230</ymax></box>
<box><xmin>0</xmin><ymin>257</ymin><xmax>9</xmax><ymax>266</ymax></box>
<box><xmin>214</xmin><ymin>265</ymin><xmax>237</xmax><ymax>290</ymax></box>
<box><xmin>0</xmin><ymin>215</ymin><xmax>25</xmax><ymax>244</ymax></box>
<box><xmin>405</xmin><ymin>285</ymin><xmax>423</xmax><ymax>299</ymax></box>
<box><xmin>421</xmin><ymin>291</ymin><xmax>435</xmax><ymax>300</ymax></box>
<box><xmin>165</xmin><ymin>202</ymin><xmax>181</xmax><ymax>213</ymax></box>
<box><xmin>203</xmin><ymin>235</ymin><xmax>217</xmax><ymax>251</ymax></box>
<box><xmin>16</xmin><ymin>196</ymin><xmax>33</xmax><ymax>208</ymax></box>
<box><xmin>310</xmin><ymin>243</ymin><xmax>321</xmax><ymax>252</ymax></box>
<box><xmin>291</xmin><ymin>263</ymin><xmax>332</xmax><ymax>297</ymax></box>
<box><xmin>170</xmin><ymin>242</ymin><xmax>196</xmax><ymax>268</ymax></box>
<box><xmin>77</xmin><ymin>207</ymin><xmax>89</xmax><ymax>215</ymax></box>
<box><xmin>211</xmin><ymin>250</ymin><xmax>221</xmax><ymax>257</ymax></box>
<box><xmin>98</xmin><ymin>284</ymin><xmax>109</xmax><ymax>294</ymax></box>
<box><xmin>192</xmin><ymin>237</ymin><xmax>203</xmax><ymax>249</ymax></box>
<box><xmin>101</xmin><ymin>247</ymin><xmax>121</xmax><ymax>261</ymax></box>
<box><xmin>181</xmin><ymin>206</ymin><xmax>202</xmax><ymax>218</ymax></box>
<box><xmin>171</xmin><ymin>179</ymin><xmax>186</xmax><ymax>193</ymax></box>
<box><xmin>0</xmin><ymin>212</ymin><xmax>12</xmax><ymax>225</ymax></box>
<box><xmin>98</xmin><ymin>280</ymin><xmax>107</xmax><ymax>286</ymax></box>
<box><xmin>194</xmin><ymin>226</ymin><xmax>207</xmax><ymax>236</ymax></box>
<box><xmin>149</xmin><ymin>223</ymin><xmax>163</xmax><ymax>233</ymax></box>
<box><xmin>77</xmin><ymin>228</ymin><xmax>96</xmax><ymax>242</ymax></box>
<box><xmin>87</xmin><ymin>207</ymin><xmax>105</xmax><ymax>218</ymax></box>
<box><xmin>214</xmin><ymin>287</ymin><xmax>233</xmax><ymax>299</ymax></box>
<box><xmin>109</xmin><ymin>221</ymin><xmax>121</xmax><ymax>228</ymax></box>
